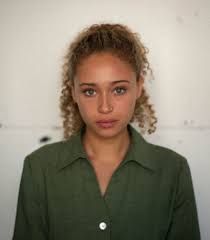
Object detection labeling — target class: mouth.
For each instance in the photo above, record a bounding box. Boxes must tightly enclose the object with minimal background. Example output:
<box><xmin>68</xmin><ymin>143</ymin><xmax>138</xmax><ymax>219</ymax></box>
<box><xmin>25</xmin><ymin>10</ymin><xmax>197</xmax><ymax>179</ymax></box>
<box><xmin>96</xmin><ymin>120</ymin><xmax>118</xmax><ymax>128</ymax></box>
<box><xmin>96</xmin><ymin>119</ymin><xmax>118</xmax><ymax>123</ymax></box>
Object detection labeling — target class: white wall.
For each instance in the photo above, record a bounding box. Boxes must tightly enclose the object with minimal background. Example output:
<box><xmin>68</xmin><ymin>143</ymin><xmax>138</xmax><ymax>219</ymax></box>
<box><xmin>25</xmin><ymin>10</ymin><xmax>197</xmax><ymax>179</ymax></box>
<box><xmin>0</xmin><ymin>0</ymin><xmax>209</xmax><ymax>239</ymax></box>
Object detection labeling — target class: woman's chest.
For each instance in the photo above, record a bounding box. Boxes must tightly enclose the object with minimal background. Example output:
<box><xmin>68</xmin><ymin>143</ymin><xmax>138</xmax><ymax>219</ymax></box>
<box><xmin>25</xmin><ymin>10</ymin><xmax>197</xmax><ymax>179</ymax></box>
<box><xmin>46</xmin><ymin>160</ymin><xmax>172</xmax><ymax>240</ymax></box>
<box><xmin>91</xmin><ymin>161</ymin><xmax>120</xmax><ymax>197</ymax></box>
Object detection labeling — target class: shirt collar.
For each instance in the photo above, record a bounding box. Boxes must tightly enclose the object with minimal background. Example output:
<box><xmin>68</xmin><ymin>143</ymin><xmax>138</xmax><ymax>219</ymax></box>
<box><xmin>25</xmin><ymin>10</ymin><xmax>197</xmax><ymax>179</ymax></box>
<box><xmin>57</xmin><ymin>124</ymin><xmax>157</xmax><ymax>172</ymax></box>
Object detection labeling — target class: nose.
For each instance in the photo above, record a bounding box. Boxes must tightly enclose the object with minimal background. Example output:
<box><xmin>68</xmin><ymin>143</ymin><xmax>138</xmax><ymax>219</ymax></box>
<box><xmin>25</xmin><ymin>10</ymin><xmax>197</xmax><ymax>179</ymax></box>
<box><xmin>98</xmin><ymin>92</ymin><xmax>113</xmax><ymax>113</ymax></box>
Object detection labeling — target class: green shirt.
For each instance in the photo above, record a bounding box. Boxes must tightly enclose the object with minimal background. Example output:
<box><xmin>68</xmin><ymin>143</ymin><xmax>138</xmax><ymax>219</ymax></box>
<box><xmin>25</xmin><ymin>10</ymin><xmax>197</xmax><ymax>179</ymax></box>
<box><xmin>12</xmin><ymin>124</ymin><xmax>201</xmax><ymax>240</ymax></box>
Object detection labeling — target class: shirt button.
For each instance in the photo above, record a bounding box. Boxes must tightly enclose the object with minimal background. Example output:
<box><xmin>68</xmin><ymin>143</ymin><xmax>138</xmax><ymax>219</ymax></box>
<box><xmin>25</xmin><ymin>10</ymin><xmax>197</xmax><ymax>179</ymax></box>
<box><xmin>99</xmin><ymin>222</ymin><xmax>107</xmax><ymax>230</ymax></box>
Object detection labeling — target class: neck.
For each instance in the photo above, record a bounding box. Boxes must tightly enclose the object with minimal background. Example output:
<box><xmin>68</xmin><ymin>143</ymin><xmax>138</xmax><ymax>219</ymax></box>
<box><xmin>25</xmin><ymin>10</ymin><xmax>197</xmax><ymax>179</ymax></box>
<box><xmin>82</xmin><ymin>125</ymin><xmax>131</xmax><ymax>164</ymax></box>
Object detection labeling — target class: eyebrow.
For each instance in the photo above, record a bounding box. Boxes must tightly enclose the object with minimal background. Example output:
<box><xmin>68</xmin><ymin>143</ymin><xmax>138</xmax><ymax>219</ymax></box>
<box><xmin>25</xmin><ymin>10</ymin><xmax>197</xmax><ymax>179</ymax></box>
<box><xmin>79</xmin><ymin>80</ymin><xmax>130</xmax><ymax>87</ymax></box>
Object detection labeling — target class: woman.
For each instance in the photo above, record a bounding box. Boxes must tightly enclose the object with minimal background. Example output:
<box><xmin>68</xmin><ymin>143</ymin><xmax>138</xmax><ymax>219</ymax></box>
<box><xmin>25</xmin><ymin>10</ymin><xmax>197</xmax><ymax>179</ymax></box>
<box><xmin>12</xmin><ymin>23</ymin><xmax>201</xmax><ymax>239</ymax></box>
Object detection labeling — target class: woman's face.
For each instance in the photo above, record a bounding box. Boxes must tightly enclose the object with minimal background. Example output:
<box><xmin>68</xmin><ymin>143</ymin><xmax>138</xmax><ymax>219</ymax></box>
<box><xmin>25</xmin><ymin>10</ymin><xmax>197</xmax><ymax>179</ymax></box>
<box><xmin>72</xmin><ymin>52</ymin><xmax>143</xmax><ymax>138</ymax></box>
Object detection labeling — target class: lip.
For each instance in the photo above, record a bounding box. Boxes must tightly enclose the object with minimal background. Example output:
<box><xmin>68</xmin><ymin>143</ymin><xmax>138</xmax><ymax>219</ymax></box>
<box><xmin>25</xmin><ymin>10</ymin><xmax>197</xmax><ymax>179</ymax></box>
<box><xmin>96</xmin><ymin>120</ymin><xmax>118</xmax><ymax>128</ymax></box>
<box><xmin>96</xmin><ymin>119</ymin><xmax>118</xmax><ymax>123</ymax></box>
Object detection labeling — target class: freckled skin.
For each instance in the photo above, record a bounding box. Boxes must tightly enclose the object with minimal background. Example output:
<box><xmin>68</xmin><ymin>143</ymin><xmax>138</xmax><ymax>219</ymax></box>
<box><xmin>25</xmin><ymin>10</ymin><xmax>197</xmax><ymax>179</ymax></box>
<box><xmin>71</xmin><ymin>52</ymin><xmax>143</xmax><ymax>140</ymax></box>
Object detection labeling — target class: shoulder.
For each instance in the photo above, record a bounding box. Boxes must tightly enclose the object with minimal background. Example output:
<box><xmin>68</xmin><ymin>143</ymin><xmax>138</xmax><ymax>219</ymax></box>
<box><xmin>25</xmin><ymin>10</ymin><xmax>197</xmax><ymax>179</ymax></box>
<box><xmin>130</xmin><ymin>124</ymin><xmax>188</xmax><ymax>173</ymax></box>
<box><xmin>149</xmin><ymin>141</ymin><xmax>186</xmax><ymax>162</ymax></box>
<box><xmin>145</xmin><ymin>140</ymin><xmax>189</xmax><ymax>175</ymax></box>
<box><xmin>24</xmin><ymin>139</ymin><xmax>73</xmax><ymax>171</ymax></box>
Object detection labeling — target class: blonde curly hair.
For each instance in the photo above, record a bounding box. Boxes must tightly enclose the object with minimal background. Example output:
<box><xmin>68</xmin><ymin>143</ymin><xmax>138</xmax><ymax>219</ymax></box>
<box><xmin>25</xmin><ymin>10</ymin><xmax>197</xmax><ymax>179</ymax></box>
<box><xmin>60</xmin><ymin>23</ymin><xmax>157</xmax><ymax>140</ymax></box>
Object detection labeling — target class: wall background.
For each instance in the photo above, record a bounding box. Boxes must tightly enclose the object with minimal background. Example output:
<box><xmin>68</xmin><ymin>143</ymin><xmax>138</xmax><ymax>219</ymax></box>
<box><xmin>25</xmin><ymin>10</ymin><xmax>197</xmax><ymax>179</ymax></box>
<box><xmin>0</xmin><ymin>0</ymin><xmax>209</xmax><ymax>239</ymax></box>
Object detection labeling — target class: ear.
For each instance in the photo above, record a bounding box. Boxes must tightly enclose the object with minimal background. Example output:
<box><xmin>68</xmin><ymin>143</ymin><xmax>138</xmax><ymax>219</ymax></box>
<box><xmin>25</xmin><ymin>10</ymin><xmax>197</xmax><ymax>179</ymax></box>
<box><xmin>136</xmin><ymin>75</ymin><xmax>144</xmax><ymax>99</ymax></box>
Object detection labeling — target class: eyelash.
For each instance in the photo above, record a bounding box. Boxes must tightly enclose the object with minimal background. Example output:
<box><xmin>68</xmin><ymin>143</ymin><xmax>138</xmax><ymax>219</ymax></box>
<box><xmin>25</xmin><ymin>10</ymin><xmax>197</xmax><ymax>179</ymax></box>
<box><xmin>82</xmin><ymin>87</ymin><xmax>127</xmax><ymax>97</ymax></box>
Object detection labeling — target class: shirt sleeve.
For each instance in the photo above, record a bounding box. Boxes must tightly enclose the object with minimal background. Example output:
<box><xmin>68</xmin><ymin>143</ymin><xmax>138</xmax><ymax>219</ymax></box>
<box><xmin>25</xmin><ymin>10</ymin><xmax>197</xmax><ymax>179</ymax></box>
<box><xmin>12</xmin><ymin>156</ymin><xmax>48</xmax><ymax>240</ymax></box>
<box><xmin>166</xmin><ymin>158</ymin><xmax>201</xmax><ymax>240</ymax></box>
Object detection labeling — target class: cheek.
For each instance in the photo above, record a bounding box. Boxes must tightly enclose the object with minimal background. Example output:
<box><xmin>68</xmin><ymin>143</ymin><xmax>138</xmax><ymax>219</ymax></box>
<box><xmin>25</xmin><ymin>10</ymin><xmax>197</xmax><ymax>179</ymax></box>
<box><xmin>114</xmin><ymin>95</ymin><xmax>137</xmax><ymax>114</ymax></box>
<box><xmin>117</xmin><ymin>94</ymin><xmax>136</xmax><ymax>106</ymax></box>
<box><xmin>76</xmin><ymin>98</ymin><xmax>95</xmax><ymax>117</ymax></box>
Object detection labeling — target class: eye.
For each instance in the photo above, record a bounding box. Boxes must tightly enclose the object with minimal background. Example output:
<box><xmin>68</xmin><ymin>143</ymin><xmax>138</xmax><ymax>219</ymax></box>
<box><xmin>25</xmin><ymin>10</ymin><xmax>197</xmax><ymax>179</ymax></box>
<box><xmin>82</xmin><ymin>88</ymin><xmax>96</xmax><ymax>97</ymax></box>
<box><xmin>114</xmin><ymin>87</ymin><xmax>127</xmax><ymax>95</ymax></box>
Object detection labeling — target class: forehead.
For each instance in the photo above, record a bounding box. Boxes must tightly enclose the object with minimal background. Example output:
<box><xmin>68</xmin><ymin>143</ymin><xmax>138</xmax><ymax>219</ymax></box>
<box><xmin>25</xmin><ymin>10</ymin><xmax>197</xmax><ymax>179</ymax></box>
<box><xmin>75</xmin><ymin>52</ymin><xmax>136</xmax><ymax>83</ymax></box>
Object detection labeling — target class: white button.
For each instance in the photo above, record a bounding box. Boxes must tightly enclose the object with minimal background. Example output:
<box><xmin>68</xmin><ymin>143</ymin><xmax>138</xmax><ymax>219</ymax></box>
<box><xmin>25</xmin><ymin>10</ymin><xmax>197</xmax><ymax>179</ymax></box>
<box><xmin>99</xmin><ymin>222</ymin><xmax>107</xmax><ymax>230</ymax></box>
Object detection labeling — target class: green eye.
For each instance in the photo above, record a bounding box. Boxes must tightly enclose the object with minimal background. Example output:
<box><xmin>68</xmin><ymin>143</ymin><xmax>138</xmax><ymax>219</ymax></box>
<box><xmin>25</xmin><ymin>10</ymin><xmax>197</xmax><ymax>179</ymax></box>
<box><xmin>82</xmin><ymin>89</ymin><xmax>96</xmax><ymax>96</ymax></box>
<box><xmin>114</xmin><ymin>87</ymin><xmax>127</xmax><ymax>95</ymax></box>
<box><xmin>82</xmin><ymin>87</ymin><xmax>127</xmax><ymax>97</ymax></box>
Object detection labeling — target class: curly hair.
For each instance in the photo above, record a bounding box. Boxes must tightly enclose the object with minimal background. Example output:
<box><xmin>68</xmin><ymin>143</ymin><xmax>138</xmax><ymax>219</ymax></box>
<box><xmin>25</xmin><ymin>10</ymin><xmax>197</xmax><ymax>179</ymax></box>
<box><xmin>60</xmin><ymin>23</ymin><xmax>157</xmax><ymax>140</ymax></box>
